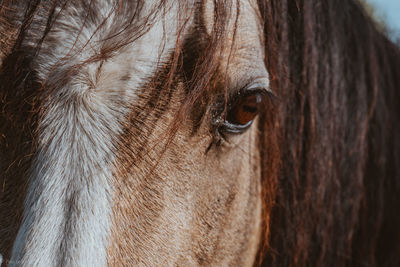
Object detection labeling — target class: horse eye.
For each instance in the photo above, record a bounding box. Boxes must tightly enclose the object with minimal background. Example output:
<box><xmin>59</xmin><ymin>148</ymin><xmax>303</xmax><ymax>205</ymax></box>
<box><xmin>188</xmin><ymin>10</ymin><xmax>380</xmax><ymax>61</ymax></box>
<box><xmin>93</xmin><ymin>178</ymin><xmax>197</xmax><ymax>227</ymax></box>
<box><xmin>228</xmin><ymin>92</ymin><xmax>263</xmax><ymax>125</ymax></box>
<box><xmin>219</xmin><ymin>90</ymin><xmax>267</xmax><ymax>134</ymax></box>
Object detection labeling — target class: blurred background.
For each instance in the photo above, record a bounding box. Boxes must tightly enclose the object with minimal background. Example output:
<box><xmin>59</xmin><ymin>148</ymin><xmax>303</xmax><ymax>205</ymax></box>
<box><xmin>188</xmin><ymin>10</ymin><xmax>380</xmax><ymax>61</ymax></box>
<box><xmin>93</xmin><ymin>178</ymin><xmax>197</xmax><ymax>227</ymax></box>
<box><xmin>364</xmin><ymin>0</ymin><xmax>400</xmax><ymax>42</ymax></box>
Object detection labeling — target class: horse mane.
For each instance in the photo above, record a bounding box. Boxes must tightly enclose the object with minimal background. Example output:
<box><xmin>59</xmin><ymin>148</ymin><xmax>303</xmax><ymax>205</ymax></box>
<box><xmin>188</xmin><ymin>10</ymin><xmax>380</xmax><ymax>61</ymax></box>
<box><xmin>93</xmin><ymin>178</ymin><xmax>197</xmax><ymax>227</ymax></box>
<box><xmin>257</xmin><ymin>0</ymin><xmax>400</xmax><ymax>266</ymax></box>
<box><xmin>1</xmin><ymin>0</ymin><xmax>399</xmax><ymax>266</ymax></box>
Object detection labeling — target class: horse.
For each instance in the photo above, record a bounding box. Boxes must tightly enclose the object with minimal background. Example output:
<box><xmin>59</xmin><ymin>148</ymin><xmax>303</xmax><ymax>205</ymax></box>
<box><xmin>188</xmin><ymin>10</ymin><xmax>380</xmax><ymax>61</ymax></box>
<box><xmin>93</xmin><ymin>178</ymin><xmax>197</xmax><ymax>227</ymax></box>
<box><xmin>0</xmin><ymin>0</ymin><xmax>399</xmax><ymax>266</ymax></box>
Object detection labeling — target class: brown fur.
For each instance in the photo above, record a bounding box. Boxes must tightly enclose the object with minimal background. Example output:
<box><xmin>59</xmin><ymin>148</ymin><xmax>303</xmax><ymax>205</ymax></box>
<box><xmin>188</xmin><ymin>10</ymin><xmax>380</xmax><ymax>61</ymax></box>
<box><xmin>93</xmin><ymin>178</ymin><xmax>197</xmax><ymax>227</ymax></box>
<box><xmin>107</xmin><ymin>1</ymin><xmax>266</xmax><ymax>264</ymax></box>
<box><xmin>0</xmin><ymin>51</ymin><xmax>41</xmax><ymax>262</ymax></box>
<box><xmin>258</xmin><ymin>0</ymin><xmax>400</xmax><ymax>266</ymax></box>
<box><xmin>0</xmin><ymin>0</ymin><xmax>399</xmax><ymax>266</ymax></box>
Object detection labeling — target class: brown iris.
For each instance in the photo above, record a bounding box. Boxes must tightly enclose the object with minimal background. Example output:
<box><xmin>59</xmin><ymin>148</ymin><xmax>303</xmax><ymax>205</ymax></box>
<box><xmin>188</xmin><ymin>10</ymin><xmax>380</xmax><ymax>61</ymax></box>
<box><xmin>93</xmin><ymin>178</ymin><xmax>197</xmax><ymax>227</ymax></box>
<box><xmin>226</xmin><ymin>91</ymin><xmax>265</xmax><ymax>126</ymax></box>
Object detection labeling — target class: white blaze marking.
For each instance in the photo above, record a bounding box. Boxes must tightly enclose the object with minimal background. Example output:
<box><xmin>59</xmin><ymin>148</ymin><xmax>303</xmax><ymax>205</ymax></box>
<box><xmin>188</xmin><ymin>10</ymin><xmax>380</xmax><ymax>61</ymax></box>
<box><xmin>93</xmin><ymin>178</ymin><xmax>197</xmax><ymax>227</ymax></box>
<box><xmin>10</xmin><ymin>1</ymin><xmax>187</xmax><ymax>266</ymax></box>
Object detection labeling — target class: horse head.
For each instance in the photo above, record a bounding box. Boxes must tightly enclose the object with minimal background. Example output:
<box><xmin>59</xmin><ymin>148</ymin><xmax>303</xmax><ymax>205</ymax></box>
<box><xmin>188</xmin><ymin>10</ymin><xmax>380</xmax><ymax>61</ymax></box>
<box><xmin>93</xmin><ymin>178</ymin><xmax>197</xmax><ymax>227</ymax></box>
<box><xmin>1</xmin><ymin>0</ymin><xmax>399</xmax><ymax>266</ymax></box>
<box><xmin>1</xmin><ymin>0</ymin><xmax>270</xmax><ymax>265</ymax></box>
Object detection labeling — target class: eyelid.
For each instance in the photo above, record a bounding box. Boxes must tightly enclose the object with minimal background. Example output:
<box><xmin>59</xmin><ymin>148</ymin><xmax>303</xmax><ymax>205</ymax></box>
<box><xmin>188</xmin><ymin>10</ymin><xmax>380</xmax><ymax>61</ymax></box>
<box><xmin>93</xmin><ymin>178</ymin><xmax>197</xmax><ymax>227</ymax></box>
<box><xmin>228</xmin><ymin>77</ymin><xmax>274</xmax><ymax>109</ymax></box>
<box><xmin>244</xmin><ymin>77</ymin><xmax>269</xmax><ymax>90</ymax></box>
<box><xmin>219</xmin><ymin>120</ymin><xmax>253</xmax><ymax>134</ymax></box>
<box><xmin>237</xmin><ymin>77</ymin><xmax>279</xmax><ymax>106</ymax></box>
<box><xmin>239</xmin><ymin>77</ymin><xmax>271</xmax><ymax>95</ymax></box>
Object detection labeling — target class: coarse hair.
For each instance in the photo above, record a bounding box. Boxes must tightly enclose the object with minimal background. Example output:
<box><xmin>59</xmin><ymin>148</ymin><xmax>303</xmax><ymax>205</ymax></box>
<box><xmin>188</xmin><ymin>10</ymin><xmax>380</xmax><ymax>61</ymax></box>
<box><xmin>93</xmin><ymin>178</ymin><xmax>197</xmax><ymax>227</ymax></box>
<box><xmin>0</xmin><ymin>0</ymin><xmax>399</xmax><ymax>266</ymax></box>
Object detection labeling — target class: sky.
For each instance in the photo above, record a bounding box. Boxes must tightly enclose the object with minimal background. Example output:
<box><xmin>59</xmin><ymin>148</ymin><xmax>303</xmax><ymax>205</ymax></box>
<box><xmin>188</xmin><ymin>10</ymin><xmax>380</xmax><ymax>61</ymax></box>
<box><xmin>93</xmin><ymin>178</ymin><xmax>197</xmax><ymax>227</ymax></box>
<box><xmin>366</xmin><ymin>0</ymin><xmax>400</xmax><ymax>39</ymax></box>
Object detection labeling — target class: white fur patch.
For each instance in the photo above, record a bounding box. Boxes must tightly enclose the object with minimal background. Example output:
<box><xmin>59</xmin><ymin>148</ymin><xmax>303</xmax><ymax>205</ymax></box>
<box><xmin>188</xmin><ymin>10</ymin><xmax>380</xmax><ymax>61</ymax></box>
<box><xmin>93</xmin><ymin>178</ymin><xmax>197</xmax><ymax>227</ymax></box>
<box><xmin>10</xmin><ymin>1</ymin><xmax>187</xmax><ymax>266</ymax></box>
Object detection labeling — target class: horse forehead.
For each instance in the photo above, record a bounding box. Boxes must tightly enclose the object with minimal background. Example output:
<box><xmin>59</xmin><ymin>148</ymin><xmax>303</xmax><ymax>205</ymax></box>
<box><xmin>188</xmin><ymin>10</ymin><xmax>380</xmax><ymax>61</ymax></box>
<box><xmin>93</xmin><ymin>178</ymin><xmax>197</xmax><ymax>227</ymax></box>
<box><xmin>202</xmin><ymin>0</ymin><xmax>262</xmax><ymax>35</ymax></box>
<box><xmin>202</xmin><ymin>0</ymin><xmax>266</xmax><ymax>79</ymax></box>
